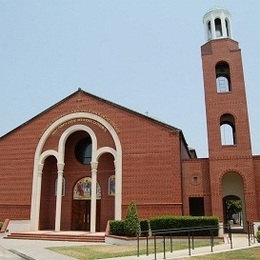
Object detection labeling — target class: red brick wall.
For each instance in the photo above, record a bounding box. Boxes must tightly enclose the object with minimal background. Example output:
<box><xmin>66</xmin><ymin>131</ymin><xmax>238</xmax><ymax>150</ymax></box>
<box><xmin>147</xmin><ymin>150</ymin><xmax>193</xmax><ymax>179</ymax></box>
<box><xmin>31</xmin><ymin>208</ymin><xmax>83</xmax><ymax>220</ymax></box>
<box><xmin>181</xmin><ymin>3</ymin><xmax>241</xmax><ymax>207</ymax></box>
<box><xmin>182</xmin><ymin>158</ymin><xmax>211</xmax><ymax>216</ymax></box>
<box><xmin>253</xmin><ymin>157</ymin><xmax>260</xmax><ymax>220</ymax></box>
<box><xmin>208</xmin><ymin>159</ymin><xmax>258</xmax><ymax>222</ymax></box>
<box><xmin>0</xmin><ymin>90</ymin><xmax>183</xmax><ymax>227</ymax></box>
<box><xmin>0</xmin><ymin>125</ymin><xmax>36</xmax><ymax>220</ymax></box>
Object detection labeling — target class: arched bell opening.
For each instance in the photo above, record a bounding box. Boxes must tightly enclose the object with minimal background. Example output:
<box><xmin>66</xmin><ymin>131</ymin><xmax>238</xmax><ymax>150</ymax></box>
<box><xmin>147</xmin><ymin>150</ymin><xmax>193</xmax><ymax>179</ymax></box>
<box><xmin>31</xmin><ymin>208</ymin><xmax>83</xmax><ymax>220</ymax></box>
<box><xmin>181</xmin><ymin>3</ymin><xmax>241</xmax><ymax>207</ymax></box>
<box><xmin>215</xmin><ymin>62</ymin><xmax>231</xmax><ymax>93</ymax></box>
<box><xmin>220</xmin><ymin>113</ymin><xmax>236</xmax><ymax>146</ymax></box>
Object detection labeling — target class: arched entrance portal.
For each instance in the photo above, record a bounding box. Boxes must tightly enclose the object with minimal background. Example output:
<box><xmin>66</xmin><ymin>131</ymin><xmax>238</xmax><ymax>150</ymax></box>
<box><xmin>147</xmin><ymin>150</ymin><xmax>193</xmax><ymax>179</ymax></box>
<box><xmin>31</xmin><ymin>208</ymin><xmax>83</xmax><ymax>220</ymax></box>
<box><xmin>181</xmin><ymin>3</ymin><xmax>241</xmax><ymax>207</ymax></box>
<box><xmin>31</xmin><ymin>112</ymin><xmax>122</xmax><ymax>232</ymax></box>
<box><xmin>222</xmin><ymin>172</ymin><xmax>245</xmax><ymax>232</ymax></box>
<box><xmin>72</xmin><ymin>177</ymin><xmax>101</xmax><ymax>231</ymax></box>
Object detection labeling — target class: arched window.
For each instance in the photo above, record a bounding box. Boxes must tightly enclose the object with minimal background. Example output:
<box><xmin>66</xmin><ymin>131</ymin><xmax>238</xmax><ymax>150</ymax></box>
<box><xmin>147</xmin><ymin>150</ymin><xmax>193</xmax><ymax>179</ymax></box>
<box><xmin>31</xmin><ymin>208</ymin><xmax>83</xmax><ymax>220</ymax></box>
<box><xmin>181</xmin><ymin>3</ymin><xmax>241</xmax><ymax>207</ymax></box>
<box><xmin>215</xmin><ymin>62</ymin><xmax>231</xmax><ymax>92</ymax></box>
<box><xmin>75</xmin><ymin>136</ymin><xmax>92</xmax><ymax>165</ymax></box>
<box><xmin>220</xmin><ymin>114</ymin><xmax>236</xmax><ymax>145</ymax></box>
<box><xmin>55</xmin><ymin>177</ymin><xmax>65</xmax><ymax>196</ymax></box>
<box><xmin>108</xmin><ymin>175</ymin><xmax>115</xmax><ymax>196</ymax></box>
<box><xmin>215</xmin><ymin>18</ymin><xmax>223</xmax><ymax>37</ymax></box>
<box><xmin>207</xmin><ymin>21</ymin><xmax>212</xmax><ymax>40</ymax></box>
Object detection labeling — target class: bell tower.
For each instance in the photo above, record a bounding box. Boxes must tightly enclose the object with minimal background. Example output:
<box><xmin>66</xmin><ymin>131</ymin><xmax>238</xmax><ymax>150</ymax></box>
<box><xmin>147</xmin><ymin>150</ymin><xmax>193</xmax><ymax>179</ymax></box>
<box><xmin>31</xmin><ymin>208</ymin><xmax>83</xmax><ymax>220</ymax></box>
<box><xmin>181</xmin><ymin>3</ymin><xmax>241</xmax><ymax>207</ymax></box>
<box><xmin>201</xmin><ymin>7</ymin><xmax>258</xmax><ymax>224</ymax></box>
<box><xmin>202</xmin><ymin>7</ymin><xmax>252</xmax><ymax>159</ymax></box>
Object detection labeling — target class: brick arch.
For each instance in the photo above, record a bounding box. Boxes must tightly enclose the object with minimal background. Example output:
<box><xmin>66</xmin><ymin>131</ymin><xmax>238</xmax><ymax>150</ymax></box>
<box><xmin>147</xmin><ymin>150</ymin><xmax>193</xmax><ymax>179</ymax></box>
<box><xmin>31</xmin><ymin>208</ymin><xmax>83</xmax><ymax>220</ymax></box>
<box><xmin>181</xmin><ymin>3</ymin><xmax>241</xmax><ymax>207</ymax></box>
<box><xmin>221</xmin><ymin>170</ymin><xmax>246</xmax><ymax>229</ymax></box>
<box><xmin>221</xmin><ymin>171</ymin><xmax>245</xmax><ymax>194</ymax></box>
<box><xmin>218</xmin><ymin>111</ymin><xmax>238</xmax><ymax>121</ymax></box>
<box><xmin>219</xmin><ymin>169</ymin><xmax>247</xmax><ymax>189</ymax></box>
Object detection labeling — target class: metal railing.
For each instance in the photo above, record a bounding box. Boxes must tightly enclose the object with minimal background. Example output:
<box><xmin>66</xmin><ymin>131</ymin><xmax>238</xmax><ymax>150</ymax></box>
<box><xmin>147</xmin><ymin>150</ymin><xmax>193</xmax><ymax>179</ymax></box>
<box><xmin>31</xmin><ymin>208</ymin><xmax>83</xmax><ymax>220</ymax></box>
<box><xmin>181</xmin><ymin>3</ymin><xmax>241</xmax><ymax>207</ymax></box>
<box><xmin>247</xmin><ymin>221</ymin><xmax>255</xmax><ymax>246</ymax></box>
<box><xmin>136</xmin><ymin>222</ymin><xmax>255</xmax><ymax>259</ymax></box>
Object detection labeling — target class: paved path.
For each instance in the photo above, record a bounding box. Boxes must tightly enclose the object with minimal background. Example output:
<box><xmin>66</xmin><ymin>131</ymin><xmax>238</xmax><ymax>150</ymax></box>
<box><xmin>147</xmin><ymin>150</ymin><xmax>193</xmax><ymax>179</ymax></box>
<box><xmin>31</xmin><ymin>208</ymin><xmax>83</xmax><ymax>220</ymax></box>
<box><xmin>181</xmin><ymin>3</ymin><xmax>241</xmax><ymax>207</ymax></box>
<box><xmin>100</xmin><ymin>235</ymin><xmax>260</xmax><ymax>260</ymax></box>
<box><xmin>0</xmin><ymin>233</ymin><xmax>259</xmax><ymax>259</ymax></box>
<box><xmin>0</xmin><ymin>234</ymin><xmax>87</xmax><ymax>260</ymax></box>
<box><xmin>0</xmin><ymin>246</ymin><xmax>23</xmax><ymax>260</ymax></box>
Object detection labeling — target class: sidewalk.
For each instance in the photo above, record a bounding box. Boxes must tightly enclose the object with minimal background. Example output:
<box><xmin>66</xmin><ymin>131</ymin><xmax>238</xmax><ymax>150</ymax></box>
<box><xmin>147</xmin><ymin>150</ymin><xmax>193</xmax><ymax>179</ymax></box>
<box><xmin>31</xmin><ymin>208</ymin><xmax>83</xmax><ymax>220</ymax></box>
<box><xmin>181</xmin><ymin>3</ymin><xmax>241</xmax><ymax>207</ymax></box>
<box><xmin>0</xmin><ymin>233</ymin><xmax>259</xmax><ymax>260</ymax></box>
<box><xmin>0</xmin><ymin>234</ymin><xmax>88</xmax><ymax>260</ymax></box>
<box><xmin>101</xmin><ymin>235</ymin><xmax>260</xmax><ymax>260</ymax></box>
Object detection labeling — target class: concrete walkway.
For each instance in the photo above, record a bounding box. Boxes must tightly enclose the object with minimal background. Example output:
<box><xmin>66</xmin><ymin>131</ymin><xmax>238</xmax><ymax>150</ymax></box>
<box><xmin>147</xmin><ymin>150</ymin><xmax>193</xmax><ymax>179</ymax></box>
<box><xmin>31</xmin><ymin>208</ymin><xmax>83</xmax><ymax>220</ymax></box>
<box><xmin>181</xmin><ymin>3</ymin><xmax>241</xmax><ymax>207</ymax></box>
<box><xmin>0</xmin><ymin>234</ymin><xmax>90</xmax><ymax>260</ymax></box>
<box><xmin>0</xmin><ymin>233</ymin><xmax>259</xmax><ymax>259</ymax></box>
<box><xmin>101</xmin><ymin>235</ymin><xmax>260</xmax><ymax>260</ymax></box>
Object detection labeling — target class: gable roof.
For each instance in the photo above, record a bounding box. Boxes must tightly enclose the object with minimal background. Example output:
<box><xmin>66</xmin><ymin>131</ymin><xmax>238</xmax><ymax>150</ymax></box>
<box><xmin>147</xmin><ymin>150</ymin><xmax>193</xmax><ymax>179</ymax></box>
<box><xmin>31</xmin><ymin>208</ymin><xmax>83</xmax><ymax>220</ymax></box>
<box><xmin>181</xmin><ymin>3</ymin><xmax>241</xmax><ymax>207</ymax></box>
<box><xmin>0</xmin><ymin>88</ymin><xmax>188</xmax><ymax>145</ymax></box>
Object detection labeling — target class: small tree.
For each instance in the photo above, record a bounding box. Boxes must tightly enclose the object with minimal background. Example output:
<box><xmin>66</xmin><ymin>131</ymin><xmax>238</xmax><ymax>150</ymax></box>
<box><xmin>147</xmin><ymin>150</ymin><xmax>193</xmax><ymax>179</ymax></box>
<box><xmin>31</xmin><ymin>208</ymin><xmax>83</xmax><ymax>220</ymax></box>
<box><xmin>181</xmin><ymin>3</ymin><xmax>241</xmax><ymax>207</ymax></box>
<box><xmin>124</xmin><ymin>201</ymin><xmax>140</xmax><ymax>237</ymax></box>
<box><xmin>226</xmin><ymin>199</ymin><xmax>242</xmax><ymax>221</ymax></box>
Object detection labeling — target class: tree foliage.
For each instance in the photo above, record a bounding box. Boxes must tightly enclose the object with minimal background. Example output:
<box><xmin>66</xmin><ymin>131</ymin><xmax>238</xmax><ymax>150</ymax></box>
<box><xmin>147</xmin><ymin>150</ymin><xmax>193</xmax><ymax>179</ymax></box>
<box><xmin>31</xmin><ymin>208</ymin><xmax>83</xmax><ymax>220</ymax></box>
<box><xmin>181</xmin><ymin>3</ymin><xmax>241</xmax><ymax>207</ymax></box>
<box><xmin>124</xmin><ymin>201</ymin><xmax>140</xmax><ymax>237</ymax></box>
<box><xmin>225</xmin><ymin>199</ymin><xmax>242</xmax><ymax>220</ymax></box>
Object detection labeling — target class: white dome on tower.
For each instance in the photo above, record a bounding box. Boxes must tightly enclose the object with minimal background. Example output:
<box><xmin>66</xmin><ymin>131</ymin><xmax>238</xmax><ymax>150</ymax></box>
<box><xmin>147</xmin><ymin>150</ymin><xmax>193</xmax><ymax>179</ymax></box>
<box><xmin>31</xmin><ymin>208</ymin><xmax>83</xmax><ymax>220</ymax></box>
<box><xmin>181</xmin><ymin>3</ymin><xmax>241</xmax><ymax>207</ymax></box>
<box><xmin>203</xmin><ymin>6</ymin><xmax>232</xmax><ymax>42</ymax></box>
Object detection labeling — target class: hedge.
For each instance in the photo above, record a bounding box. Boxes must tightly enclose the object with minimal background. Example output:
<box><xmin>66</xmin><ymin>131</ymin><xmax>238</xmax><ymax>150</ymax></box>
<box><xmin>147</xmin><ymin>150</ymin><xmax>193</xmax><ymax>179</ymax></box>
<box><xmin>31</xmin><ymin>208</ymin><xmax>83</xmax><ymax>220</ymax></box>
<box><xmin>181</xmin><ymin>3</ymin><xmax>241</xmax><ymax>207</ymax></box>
<box><xmin>257</xmin><ymin>225</ymin><xmax>260</xmax><ymax>243</ymax></box>
<box><xmin>0</xmin><ymin>222</ymin><xmax>2</xmax><ymax>230</ymax></box>
<box><xmin>110</xmin><ymin>219</ymin><xmax>150</xmax><ymax>237</ymax></box>
<box><xmin>140</xmin><ymin>219</ymin><xmax>150</xmax><ymax>236</ymax></box>
<box><xmin>110</xmin><ymin>216</ymin><xmax>219</xmax><ymax>237</ymax></box>
<box><xmin>150</xmin><ymin>216</ymin><xmax>219</xmax><ymax>236</ymax></box>
<box><xmin>109</xmin><ymin>220</ymin><xmax>125</xmax><ymax>236</ymax></box>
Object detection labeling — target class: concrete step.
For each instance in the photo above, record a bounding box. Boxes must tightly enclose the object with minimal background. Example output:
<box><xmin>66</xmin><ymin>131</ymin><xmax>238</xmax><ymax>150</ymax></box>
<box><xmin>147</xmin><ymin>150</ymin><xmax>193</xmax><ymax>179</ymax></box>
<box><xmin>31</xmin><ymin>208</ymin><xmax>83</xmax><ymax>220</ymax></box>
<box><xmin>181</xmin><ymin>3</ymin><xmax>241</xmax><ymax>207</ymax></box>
<box><xmin>5</xmin><ymin>232</ymin><xmax>105</xmax><ymax>242</ymax></box>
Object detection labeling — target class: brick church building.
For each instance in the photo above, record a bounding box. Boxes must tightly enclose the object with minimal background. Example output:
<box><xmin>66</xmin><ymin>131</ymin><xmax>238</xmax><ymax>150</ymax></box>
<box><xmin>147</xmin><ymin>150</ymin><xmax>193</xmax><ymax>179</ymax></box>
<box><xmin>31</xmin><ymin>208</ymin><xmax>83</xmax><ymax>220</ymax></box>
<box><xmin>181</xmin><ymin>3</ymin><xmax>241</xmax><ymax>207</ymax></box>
<box><xmin>1</xmin><ymin>7</ymin><xmax>260</xmax><ymax>233</ymax></box>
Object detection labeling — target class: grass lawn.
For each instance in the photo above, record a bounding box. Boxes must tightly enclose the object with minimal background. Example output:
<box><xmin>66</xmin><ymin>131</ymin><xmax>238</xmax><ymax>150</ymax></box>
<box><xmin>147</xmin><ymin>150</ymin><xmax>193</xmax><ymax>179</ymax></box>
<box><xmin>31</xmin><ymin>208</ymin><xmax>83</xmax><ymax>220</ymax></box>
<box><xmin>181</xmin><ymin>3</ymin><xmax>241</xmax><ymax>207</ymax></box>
<box><xmin>187</xmin><ymin>247</ymin><xmax>260</xmax><ymax>259</ymax></box>
<box><xmin>48</xmin><ymin>239</ymin><xmax>221</xmax><ymax>260</ymax></box>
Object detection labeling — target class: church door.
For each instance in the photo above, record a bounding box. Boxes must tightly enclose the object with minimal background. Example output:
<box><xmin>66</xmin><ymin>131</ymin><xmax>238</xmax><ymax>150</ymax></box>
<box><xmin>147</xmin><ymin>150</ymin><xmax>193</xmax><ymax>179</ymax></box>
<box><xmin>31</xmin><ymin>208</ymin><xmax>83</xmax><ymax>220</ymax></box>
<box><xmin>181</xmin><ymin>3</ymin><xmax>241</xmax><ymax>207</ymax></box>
<box><xmin>72</xmin><ymin>177</ymin><xmax>102</xmax><ymax>231</ymax></box>
<box><xmin>72</xmin><ymin>200</ymin><xmax>91</xmax><ymax>231</ymax></box>
<box><xmin>72</xmin><ymin>200</ymin><xmax>101</xmax><ymax>231</ymax></box>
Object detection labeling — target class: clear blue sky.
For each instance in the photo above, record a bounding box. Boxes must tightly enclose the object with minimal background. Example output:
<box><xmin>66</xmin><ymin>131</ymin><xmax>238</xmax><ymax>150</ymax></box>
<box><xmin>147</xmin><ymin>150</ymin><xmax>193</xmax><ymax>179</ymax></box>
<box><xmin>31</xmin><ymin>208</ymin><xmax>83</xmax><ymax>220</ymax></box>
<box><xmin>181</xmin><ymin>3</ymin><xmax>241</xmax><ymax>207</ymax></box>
<box><xmin>1</xmin><ymin>0</ymin><xmax>260</xmax><ymax>158</ymax></box>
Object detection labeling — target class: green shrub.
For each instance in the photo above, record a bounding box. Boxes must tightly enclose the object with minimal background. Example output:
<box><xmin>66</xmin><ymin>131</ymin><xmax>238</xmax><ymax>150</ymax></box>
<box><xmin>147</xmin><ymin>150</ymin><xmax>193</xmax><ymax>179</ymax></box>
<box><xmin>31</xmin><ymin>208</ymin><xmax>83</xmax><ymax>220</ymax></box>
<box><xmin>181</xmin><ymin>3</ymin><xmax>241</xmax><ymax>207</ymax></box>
<box><xmin>257</xmin><ymin>225</ymin><xmax>260</xmax><ymax>243</ymax></box>
<box><xmin>109</xmin><ymin>220</ymin><xmax>125</xmax><ymax>236</ymax></box>
<box><xmin>109</xmin><ymin>202</ymin><xmax>140</xmax><ymax>237</ymax></box>
<box><xmin>0</xmin><ymin>221</ymin><xmax>3</xmax><ymax>230</ymax></box>
<box><xmin>110</xmin><ymin>219</ymin><xmax>150</xmax><ymax>237</ymax></box>
<box><xmin>257</xmin><ymin>231</ymin><xmax>260</xmax><ymax>243</ymax></box>
<box><xmin>110</xmin><ymin>215</ymin><xmax>219</xmax><ymax>237</ymax></box>
<box><xmin>149</xmin><ymin>216</ymin><xmax>219</xmax><ymax>236</ymax></box>
<box><xmin>140</xmin><ymin>219</ymin><xmax>150</xmax><ymax>236</ymax></box>
<box><xmin>124</xmin><ymin>201</ymin><xmax>140</xmax><ymax>237</ymax></box>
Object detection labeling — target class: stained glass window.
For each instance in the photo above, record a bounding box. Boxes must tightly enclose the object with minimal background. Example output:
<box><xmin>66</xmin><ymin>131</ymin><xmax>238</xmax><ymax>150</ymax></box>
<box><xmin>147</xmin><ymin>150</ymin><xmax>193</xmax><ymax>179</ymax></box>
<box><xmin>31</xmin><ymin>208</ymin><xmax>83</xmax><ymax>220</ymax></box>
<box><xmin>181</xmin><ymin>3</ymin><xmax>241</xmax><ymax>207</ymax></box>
<box><xmin>108</xmin><ymin>175</ymin><xmax>115</xmax><ymax>196</ymax></box>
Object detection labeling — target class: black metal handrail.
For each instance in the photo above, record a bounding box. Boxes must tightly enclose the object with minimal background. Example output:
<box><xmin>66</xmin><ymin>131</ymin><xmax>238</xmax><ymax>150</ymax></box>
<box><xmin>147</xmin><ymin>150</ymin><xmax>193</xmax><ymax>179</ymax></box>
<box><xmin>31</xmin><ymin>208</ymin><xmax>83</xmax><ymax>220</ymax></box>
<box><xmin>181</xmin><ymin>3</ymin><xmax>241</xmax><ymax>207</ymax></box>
<box><xmin>136</xmin><ymin>222</ymin><xmax>255</xmax><ymax>259</ymax></box>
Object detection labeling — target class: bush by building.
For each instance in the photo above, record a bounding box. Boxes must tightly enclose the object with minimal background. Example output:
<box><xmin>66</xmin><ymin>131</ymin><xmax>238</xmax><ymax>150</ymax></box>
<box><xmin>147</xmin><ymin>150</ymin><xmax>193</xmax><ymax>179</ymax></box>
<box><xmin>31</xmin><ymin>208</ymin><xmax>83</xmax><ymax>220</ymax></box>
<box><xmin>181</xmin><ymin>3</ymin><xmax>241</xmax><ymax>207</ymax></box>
<box><xmin>109</xmin><ymin>215</ymin><xmax>219</xmax><ymax>237</ymax></box>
